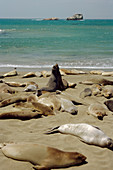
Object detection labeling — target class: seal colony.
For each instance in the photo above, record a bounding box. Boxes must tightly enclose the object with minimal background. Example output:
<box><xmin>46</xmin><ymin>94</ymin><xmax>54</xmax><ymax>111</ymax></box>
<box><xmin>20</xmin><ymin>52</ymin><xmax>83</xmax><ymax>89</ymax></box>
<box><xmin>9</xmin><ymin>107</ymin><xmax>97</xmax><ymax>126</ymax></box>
<box><xmin>0</xmin><ymin>64</ymin><xmax>113</xmax><ymax>169</ymax></box>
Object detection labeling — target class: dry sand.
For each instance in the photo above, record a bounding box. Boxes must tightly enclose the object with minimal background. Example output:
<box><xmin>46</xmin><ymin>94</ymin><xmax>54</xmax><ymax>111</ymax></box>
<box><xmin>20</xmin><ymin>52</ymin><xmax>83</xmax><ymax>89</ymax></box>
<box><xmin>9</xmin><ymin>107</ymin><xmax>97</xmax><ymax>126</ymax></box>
<box><xmin>0</xmin><ymin>70</ymin><xmax>113</xmax><ymax>170</ymax></box>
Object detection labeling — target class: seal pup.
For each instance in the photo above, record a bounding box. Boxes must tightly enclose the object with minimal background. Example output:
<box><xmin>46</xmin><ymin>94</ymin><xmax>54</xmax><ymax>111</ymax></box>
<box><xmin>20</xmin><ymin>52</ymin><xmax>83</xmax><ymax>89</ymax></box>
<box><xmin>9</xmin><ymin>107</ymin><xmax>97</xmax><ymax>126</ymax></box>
<box><xmin>104</xmin><ymin>100</ymin><xmax>113</xmax><ymax>112</ymax></box>
<box><xmin>45</xmin><ymin>123</ymin><xmax>113</xmax><ymax>150</ymax></box>
<box><xmin>87</xmin><ymin>103</ymin><xmax>108</xmax><ymax>120</ymax></box>
<box><xmin>0</xmin><ymin>143</ymin><xmax>86</xmax><ymax>170</ymax></box>
<box><xmin>101</xmin><ymin>86</ymin><xmax>113</xmax><ymax>98</ymax></box>
<box><xmin>79</xmin><ymin>88</ymin><xmax>92</xmax><ymax>99</ymax></box>
<box><xmin>24</xmin><ymin>82</ymin><xmax>38</xmax><ymax>92</ymax></box>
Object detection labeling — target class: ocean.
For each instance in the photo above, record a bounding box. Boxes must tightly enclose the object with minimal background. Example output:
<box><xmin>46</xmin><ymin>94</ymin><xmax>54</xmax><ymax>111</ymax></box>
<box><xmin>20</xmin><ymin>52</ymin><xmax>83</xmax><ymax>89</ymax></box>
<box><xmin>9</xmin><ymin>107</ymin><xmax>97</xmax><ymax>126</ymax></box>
<box><xmin>0</xmin><ymin>19</ymin><xmax>113</xmax><ymax>72</ymax></box>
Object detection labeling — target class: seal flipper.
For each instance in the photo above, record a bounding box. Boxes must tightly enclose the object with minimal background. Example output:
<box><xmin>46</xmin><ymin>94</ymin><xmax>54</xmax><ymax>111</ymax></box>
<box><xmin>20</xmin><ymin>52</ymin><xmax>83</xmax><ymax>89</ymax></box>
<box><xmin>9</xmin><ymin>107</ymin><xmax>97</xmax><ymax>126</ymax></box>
<box><xmin>44</xmin><ymin>126</ymin><xmax>60</xmax><ymax>134</ymax></box>
<box><xmin>33</xmin><ymin>165</ymin><xmax>50</xmax><ymax>170</ymax></box>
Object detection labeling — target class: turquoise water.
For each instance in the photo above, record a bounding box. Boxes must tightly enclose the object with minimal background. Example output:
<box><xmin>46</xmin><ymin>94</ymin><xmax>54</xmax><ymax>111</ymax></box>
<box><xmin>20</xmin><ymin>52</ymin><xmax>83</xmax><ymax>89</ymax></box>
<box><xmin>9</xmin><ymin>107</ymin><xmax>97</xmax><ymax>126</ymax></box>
<box><xmin>0</xmin><ymin>19</ymin><xmax>113</xmax><ymax>71</ymax></box>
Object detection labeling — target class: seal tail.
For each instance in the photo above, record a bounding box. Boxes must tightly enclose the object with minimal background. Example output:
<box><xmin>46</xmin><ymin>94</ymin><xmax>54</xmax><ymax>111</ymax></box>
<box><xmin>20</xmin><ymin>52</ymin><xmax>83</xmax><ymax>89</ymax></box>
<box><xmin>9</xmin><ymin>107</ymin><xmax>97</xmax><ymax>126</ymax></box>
<box><xmin>44</xmin><ymin>126</ymin><xmax>60</xmax><ymax>134</ymax></box>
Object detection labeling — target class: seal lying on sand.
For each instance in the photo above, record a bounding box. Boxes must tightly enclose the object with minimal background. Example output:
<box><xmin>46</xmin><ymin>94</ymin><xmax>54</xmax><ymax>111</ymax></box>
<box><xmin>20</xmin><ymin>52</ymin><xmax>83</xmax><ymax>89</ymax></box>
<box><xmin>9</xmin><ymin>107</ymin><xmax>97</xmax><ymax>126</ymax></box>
<box><xmin>101</xmin><ymin>86</ymin><xmax>113</xmax><ymax>98</ymax></box>
<box><xmin>0</xmin><ymin>84</ymin><xmax>15</xmax><ymax>94</ymax></box>
<box><xmin>87</xmin><ymin>103</ymin><xmax>108</xmax><ymax>120</ymax></box>
<box><xmin>3</xmin><ymin>68</ymin><xmax>18</xmax><ymax>77</ymax></box>
<box><xmin>22</xmin><ymin>72</ymin><xmax>37</xmax><ymax>78</ymax></box>
<box><xmin>37</xmin><ymin>93</ymin><xmax>78</xmax><ymax>115</ymax></box>
<box><xmin>0</xmin><ymin>143</ymin><xmax>86</xmax><ymax>170</ymax></box>
<box><xmin>45</xmin><ymin>123</ymin><xmax>113</xmax><ymax>150</ymax></box>
<box><xmin>39</xmin><ymin>64</ymin><xmax>76</xmax><ymax>92</ymax></box>
<box><xmin>24</xmin><ymin>82</ymin><xmax>38</xmax><ymax>92</ymax></box>
<box><xmin>79</xmin><ymin>78</ymin><xmax>113</xmax><ymax>86</ymax></box>
<box><xmin>4</xmin><ymin>81</ymin><xmax>26</xmax><ymax>87</ymax></box>
<box><xmin>104</xmin><ymin>100</ymin><xmax>113</xmax><ymax>112</ymax></box>
<box><xmin>79</xmin><ymin>88</ymin><xmax>92</xmax><ymax>99</ymax></box>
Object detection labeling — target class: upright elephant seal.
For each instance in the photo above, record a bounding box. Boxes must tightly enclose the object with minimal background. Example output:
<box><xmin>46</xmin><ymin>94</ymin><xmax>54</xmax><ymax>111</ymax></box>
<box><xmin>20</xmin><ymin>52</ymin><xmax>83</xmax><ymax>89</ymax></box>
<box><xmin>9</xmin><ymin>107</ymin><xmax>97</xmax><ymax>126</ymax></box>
<box><xmin>0</xmin><ymin>143</ymin><xmax>86</xmax><ymax>170</ymax></box>
<box><xmin>45</xmin><ymin>123</ymin><xmax>113</xmax><ymax>150</ymax></box>
<box><xmin>39</xmin><ymin>64</ymin><xmax>72</xmax><ymax>92</ymax></box>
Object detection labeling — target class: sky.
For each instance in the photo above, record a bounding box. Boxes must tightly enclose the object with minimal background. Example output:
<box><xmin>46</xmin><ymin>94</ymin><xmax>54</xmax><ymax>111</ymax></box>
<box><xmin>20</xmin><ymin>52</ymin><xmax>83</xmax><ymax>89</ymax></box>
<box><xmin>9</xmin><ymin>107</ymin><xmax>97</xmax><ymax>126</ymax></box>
<box><xmin>0</xmin><ymin>0</ymin><xmax>113</xmax><ymax>19</ymax></box>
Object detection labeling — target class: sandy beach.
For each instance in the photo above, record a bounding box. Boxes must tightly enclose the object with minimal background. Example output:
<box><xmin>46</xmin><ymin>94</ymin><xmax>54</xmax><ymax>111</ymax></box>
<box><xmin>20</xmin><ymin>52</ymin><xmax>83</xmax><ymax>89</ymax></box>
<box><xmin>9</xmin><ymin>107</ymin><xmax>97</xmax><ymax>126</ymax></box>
<box><xmin>0</xmin><ymin>68</ymin><xmax>113</xmax><ymax>170</ymax></box>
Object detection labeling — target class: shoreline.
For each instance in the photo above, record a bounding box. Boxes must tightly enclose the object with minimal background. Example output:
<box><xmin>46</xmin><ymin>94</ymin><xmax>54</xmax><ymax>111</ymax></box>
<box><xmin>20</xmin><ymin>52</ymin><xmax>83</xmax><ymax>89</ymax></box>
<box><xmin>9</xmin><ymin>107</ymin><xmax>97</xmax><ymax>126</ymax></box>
<box><xmin>0</xmin><ymin>65</ymin><xmax>113</xmax><ymax>73</ymax></box>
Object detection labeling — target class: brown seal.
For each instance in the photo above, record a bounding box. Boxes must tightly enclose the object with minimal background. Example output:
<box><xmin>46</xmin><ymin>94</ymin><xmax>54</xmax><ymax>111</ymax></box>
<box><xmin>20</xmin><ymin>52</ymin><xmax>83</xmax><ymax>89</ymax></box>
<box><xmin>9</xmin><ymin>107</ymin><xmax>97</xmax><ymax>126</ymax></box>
<box><xmin>104</xmin><ymin>100</ymin><xmax>113</xmax><ymax>112</ymax></box>
<box><xmin>0</xmin><ymin>143</ymin><xmax>86</xmax><ymax>170</ymax></box>
<box><xmin>80</xmin><ymin>88</ymin><xmax>92</xmax><ymax>99</ymax></box>
<box><xmin>0</xmin><ymin>84</ymin><xmax>15</xmax><ymax>94</ymax></box>
<box><xmin>79</xmin><ymin>78</ymin><xmax>113</xmax><ymax>86</ymax></box>
<box><xmin>39</xmin><ymin>64</ymin><xmax>75</xmax><ymax>92</ymax></box>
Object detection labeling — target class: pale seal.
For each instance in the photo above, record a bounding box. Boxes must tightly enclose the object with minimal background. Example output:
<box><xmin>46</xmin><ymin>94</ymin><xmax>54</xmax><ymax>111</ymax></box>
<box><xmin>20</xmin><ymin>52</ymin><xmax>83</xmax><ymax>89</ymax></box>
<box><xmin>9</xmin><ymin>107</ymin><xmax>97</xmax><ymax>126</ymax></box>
<box><xmin>4</xmin><ymin>81</ymin><xmax>26</xmax><ymax>87</ymax></box>
<box><xmin>45</xmin><ymin>123</ymin><xmax>113</xmax><ymax>150</ymax></box>
<box><xmin>0</xmin><ymin>143</ymin><xmax>86</xmax><ymax>169</ymax></box>
<box><xmin>24</xmin><ymin>82</ymin><xmax>38</xmax><ymax>92</ymax></box>
<box><xmin>3</xmin><ymin>68</ymin><xmax>18</xmax><ymax>77</ymax></box>
<box><xmin>37</xmin><ymin>93</ymin><xmax>78</xmax><ymax>115</ymax></box>
<box><xmin>22</xmin><ymin>72</ymin><xmax>37</xmax><ymax>78</ymax></box>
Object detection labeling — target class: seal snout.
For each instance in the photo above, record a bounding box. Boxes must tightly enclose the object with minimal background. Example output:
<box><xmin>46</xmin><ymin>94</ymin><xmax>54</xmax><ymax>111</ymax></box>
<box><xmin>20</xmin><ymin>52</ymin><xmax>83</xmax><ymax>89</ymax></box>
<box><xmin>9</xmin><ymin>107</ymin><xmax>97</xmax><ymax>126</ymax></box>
<box><xmin>107</xmin><ymin>138</ymin><xmax>113</xmax><ymax>150</ymax></box>
<box><xmin>70</xmin><ymin>152</ymin><xmax>87</xmax><ymax>165</ymax></box>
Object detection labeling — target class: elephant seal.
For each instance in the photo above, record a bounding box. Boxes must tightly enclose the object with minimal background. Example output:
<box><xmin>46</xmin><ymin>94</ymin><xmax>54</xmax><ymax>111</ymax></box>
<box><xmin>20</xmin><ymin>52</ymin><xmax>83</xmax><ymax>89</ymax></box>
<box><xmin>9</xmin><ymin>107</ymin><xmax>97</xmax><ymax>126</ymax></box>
<box><xmin>79</xmin><ymin>78</ymin><xmax>113</xmax><ymax>86</ymax></box>
<box><xmin>3</xmin><ymin>68</ymin><xmax>18</xmax><ymax>77</ymax></box>
<box><xmin>0</xmin><ymin>143</ymin><xmax>86</xmax><ymax>170</ymax></box>
<box><xmin>102</xmin><ymin>71</ymin><xmax>113</xmax><ymax>76</ymax></box>
<box><xmin>87</xmin><ymin>103</ymin><xmax>108</xmax><ymax>120</ymax></box>
<box><xmin>37</xmin><ymin>93</ymin><xmax>78</xmax><ymax>115</ymax></box>
<box><xmin>45</xmin><ymin>123</ymin><xmax>113</xmax><ymax>150</ymax></box>
<box><xmin>79</xmin><ymin>88</ymin><xmax>92</xmax><ymax>99</ymax></box>
<box><xmin>0</xmin><ymin>95</ymin><xmax>27</xmax><ymax>107</ymax></box>
<box><xmin>101</xmin><ymin>86</ymin><xmax>113</xmax><ymax>98</ymax></box>
<box><xmin>90</xmin><ymin>70</ymin><xmax>104</xmax><ymax>75</ymax></box>
<box><xmin>0</xmin><ymin>84</ymin><xmax>15</xmax><ymax>94</ymax></box>
<box><xmin>22</xmin><ymin>72</ymin><xmax>37</xmax><ymax>78</ymax></box>
<box><xmin>40</xmin><ymin>64</ymin><xmax>69</xmax><ymax>92</ymax></box>
<box><xmin>4</xmin><ymin>81</ymin><xmax>26</xmax><ymax>87</ymax></box>
<box><xmin>24</xmin><ymin>82</ymin><xmax>38</xmax><ymax>92</ymax></box>
<box><xmin>104</xmin><ymin>100</ymin><xmax>113</xmax><ymax>112</ymax></box>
